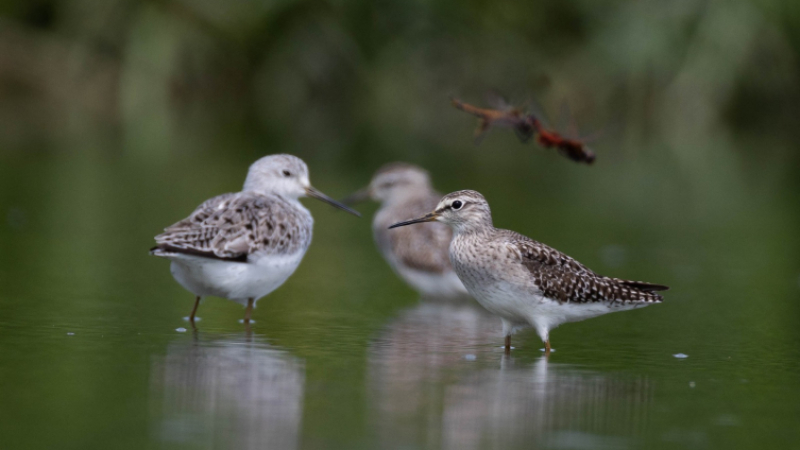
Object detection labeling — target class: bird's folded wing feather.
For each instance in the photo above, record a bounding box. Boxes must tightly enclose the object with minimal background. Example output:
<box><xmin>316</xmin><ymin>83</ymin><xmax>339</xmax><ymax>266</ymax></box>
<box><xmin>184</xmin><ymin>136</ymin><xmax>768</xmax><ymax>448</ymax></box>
<box><xmin>389</xmin><ymin>220</ymin><xmax>453</xmax><ymax>274</ymax></box>
<box><xmin>380</xmin><ymin>193</ymin><xmax>453</xmax><ymax>274</ymax></box>
<box><xmin>154</xmin><ymin>193</ymin><xmax>310</xmax><ymax>261</ymax></box>
<box><xmin>504</xmin><ymin>231</ymin><xmax>665</xmax><ymax>303</ymax></box>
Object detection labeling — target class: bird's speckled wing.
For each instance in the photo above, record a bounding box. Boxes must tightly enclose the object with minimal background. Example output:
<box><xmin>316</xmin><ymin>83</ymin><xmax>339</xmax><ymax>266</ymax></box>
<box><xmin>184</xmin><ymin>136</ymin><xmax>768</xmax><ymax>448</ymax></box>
<box><xmin>500</xmin><ymin>230</ymin><xmax>667</xmax><ymax>304</ymax></box>
<box><xmin>153</xmin><ymin>192</ymin><xmax>312</xmax><ymax>261</ymax></box>
<box><xmin>375</xmin><ymin>193</ymin><xmax>453</xmax><ymax>274</ymax></box>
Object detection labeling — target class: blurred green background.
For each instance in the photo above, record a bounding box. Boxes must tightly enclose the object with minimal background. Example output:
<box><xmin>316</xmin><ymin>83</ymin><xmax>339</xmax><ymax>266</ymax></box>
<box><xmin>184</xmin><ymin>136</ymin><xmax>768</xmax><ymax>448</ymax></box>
<box><xmin>0</xmin><ymin>0</ymin><xmax>799</xmax><ymax>449</ymax></box>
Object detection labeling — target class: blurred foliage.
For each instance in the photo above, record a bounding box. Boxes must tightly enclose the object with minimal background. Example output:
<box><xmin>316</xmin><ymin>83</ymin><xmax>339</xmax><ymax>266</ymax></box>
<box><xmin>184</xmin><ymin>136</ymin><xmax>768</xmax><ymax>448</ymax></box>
<box><xmin>0</xmin><ymin>0</ymin><xmax>798</xmax><ymax>176</ymax></box>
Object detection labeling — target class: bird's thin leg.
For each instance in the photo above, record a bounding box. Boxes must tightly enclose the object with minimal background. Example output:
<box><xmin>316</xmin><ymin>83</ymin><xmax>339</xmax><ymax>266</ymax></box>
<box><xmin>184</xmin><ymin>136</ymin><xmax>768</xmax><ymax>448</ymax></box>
<box><xmin>189</xmin><ymin>296</ymin><xmax>201</xmax><ymax>322</ymax></box>
<box><xmin>244</xmin><ymin>298</ymin><xmax>254</xmax><ymax>323</ymax></box>
<box><xmin>544</xmin><ymin>339</ymin><xmax>551</xmax><ymax>356</ymax></box>
<box><xmin>505</xmin><ymin>335</ymin><xmax>511</xmax><ymax>354</ymax></box>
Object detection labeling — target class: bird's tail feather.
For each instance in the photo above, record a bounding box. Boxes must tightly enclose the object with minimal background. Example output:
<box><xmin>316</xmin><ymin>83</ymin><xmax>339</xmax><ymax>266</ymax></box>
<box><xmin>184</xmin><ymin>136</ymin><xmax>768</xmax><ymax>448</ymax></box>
<box><xmin>619</xmin><ymin>280</ymin><xmax>669</xmax><ymax>292</ymax></box>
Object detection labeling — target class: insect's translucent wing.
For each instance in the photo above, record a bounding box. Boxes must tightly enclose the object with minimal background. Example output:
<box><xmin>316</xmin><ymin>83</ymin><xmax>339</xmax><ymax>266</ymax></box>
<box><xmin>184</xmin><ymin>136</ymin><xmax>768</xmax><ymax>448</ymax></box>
<box><xmin>473</xmin><ymin>119</ymin><xmax>491</xmax><ymax>146</ymax></box>
<box><xmin>484</xmin><ymin>90</ymin><xmax>515</xmax><ymax>111</ymax></box>
<box><xmin>558</xmin><ymin>100</ymin><xmax>583</xmax><ymax>140</ymax></box>
<box><xmin>577</xmin><ymin>117</ymin><xmax>624</xmax><ymax>144</ymax></box>
<box><xmin>526</xmin><ymin>96</ymin><xmax>551</xmax><ymax>129</ymax></box>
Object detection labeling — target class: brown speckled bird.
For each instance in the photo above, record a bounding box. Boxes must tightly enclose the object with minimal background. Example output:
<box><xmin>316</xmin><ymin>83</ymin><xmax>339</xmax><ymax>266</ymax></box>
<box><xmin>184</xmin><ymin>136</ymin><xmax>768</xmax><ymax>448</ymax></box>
<box><xmin>390</xmin><ymin>190</ymin><xmax>667</xmax><ymax>354</ymax></box>
<box><xmin>344</xmin><ymin>163</ymin><xmax>469</xmax><ymax>299</ymax></box>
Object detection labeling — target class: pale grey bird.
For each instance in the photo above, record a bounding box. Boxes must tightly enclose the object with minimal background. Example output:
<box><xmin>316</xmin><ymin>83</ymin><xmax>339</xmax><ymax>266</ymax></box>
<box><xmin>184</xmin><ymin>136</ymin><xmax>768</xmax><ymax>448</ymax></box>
<box><xmin>151</xmin><ymin>154</ymin><xmax>360</xmax><ymax>323</ymax></box>
<box><xmin>390</xmin><ymin>190</ymin><xmax>667</xmax><ymax>354</ymax></box>
<box><xmin>344</xmin><ymin>163</ymin><xmax>468</xmax><ymax>299</ymax></box>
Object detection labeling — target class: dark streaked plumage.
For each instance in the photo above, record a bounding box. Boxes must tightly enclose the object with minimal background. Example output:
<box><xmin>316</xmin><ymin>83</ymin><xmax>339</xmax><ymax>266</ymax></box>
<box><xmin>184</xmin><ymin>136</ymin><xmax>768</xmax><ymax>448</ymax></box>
<box><xmin>506</xmin><ymin>230</ymin><xmax>667</xmax><ymax>304</ymax></box>
<box><xmin>153</xmin><ymin>192</ymin><xmax>312</xmax><ymax>262</ymax></box>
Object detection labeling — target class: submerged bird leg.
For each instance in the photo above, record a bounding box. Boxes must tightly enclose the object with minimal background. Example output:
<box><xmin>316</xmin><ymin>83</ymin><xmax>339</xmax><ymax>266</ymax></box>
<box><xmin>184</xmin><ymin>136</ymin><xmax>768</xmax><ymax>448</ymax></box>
<box><xmin>505</xmin><ymin>335</ymin><xmax>512</xmax><ymax>354</ymax></box>
<box><xmin>544</xmin><ymin>340</ymin><xmax>551</xmax><ymax>355</ymax></box>
<box><xmin>244</xmin><ymin>298</ymin><xmax>254</xmax><ymax>323</ymax></box>
<box><xmin>189</xmin><ymin>296</ymin><xmax>201</xmax><ymax>322</ymax></box>
<box><xmin>244</xmin><ymin>320</ymin><xmax>252</xmax><ymax>336</ymax></box>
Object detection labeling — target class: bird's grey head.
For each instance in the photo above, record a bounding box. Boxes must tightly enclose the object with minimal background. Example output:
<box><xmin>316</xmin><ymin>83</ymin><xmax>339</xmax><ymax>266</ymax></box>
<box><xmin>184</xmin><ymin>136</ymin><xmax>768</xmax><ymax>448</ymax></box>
<box><xmin>434</xmin><ymin>190</ymin><xmax>493</xmax><ymax>231</ymax></box>
<box><xmin>243</xmin><ymin>154</ymin><xmax>310</xmax><ymax>198</ymax></box>
<box><xmin>369</xmin><ymin>163</ymin><xmax>432</xmax><ymax>202</ymax></box>
<box><xmin>243</xmin><ymin>154</ymin><xmax>361</xmax><ymax>216</ymax></box>
<box><xmin>389</xmin><ymin>190</ymin><xmax>493</xmax><ymax>233</ymax></box>
<box><xmin>341</xmin><ymin>162</ymin><xmax>433</xmax><ymax>207</ymax></box>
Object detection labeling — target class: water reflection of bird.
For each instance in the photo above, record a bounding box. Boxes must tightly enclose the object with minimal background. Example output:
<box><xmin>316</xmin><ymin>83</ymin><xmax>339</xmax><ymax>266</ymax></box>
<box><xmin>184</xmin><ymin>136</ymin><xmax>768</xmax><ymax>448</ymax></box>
<box><xmin>367</xmin><ymin>305</ymin><xmax>653</xmax><ymax>450</ymax></box>
<box><xmin>367</xmin><ymin>301</ymin><xmax>499</xmax><ymax>448</ymax></box>
<box><xmin>344</xmin><ymin>163</ymin><xmax>468</xmax><ymax>299</ymax></box>
<box><xmin>440</xmin><ymin>358</ymin><xmax>653</xmax><ymax>450</ymax></box>
<box><xmin>390</xmin><ymin>190</ymin><xmax>668</xmax><ymax>353</ymax></box>
<box><xmin>150</xmin><ymin>334</ymin><xmax>305</xmax><ymax>450</ymax></box>
<box><xmin>150</xmin><ymin>154</ymin><xmax>359</xmax><ymax>322</ymax></box>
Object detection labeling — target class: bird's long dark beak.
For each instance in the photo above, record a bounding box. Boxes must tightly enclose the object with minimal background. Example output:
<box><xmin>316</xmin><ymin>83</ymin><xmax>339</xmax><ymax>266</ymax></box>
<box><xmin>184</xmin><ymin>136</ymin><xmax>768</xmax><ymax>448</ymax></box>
<box><xmin>306</xmin><ymin>187</ymin><xmax>361</xmax><ymax>217</ymax></box>
<box><xmin>388</xmin><ymin>212</ymin><xmax>439</xmax><ymax>229</ymax></box>
<box><xmin>340</xmin><ymin>187</ymin><xmax>371</xmax><ymax>206</ymax></box>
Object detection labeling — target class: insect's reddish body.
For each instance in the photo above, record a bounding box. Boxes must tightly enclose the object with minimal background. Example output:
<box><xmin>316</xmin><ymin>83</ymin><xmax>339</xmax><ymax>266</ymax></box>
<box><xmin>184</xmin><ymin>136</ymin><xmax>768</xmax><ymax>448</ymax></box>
<box><xmin>452</xmin><ymin>98</ymin><xmax>596</xmax><ymax>164</ymax></box>
<box><xmin>527</xmin><ymin>116</ymin><xmax>596</xmax><ymax>164</ymax></box>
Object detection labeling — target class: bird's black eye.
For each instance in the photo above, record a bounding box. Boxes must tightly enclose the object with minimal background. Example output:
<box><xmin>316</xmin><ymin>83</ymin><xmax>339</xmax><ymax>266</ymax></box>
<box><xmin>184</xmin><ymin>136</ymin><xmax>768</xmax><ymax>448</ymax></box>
<box><xmin>282</xmin><ymin>170</ymin><xmax>292</xmax><ymax>177</ymax></box>
<box><xmin>452</xmin><ymin>200</ymin><xmax>463</xmax><ymax>210</ymax></box>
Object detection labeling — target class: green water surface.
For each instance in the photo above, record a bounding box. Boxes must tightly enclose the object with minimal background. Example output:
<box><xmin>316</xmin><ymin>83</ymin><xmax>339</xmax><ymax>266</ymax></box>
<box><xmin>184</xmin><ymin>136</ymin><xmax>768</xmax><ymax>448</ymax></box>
<box><xmin>0</xmin><ymin>148</ymin><xmax>798</xmax><ymax>450</ymax></box>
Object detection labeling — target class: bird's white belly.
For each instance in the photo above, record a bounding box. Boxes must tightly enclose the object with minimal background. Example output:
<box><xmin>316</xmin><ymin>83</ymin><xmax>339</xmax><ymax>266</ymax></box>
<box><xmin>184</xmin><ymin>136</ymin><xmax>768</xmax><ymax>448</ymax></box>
<box><xmin>464</xmin><ymin>281</ymin><xmax>539</xmax><ymax>324</ymax></box>
<box><xmin>465</xmin><ymin>279</ymin><xmax>646</xmax><ymax>338</ymax></box>
<box><xmin>169</xmin><ymin>252</ymin><xmax>305</xmax><ymax>305</ymax></box>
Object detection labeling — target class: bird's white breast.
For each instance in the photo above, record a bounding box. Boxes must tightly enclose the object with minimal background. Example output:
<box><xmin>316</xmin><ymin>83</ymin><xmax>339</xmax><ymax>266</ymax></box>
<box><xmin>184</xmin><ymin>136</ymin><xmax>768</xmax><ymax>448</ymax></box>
<box><xmin>169</xmin><ymin>250</ymin><xmax>307</xmax><ymax>305</ymax></box>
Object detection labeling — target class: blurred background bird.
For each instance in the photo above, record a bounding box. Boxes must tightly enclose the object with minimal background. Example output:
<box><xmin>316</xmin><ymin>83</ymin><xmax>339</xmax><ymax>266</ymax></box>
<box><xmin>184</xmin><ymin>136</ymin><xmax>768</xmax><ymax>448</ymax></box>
<box><xmin>344</xmin><ymin>163</ymin><xmax>469</xmax><ymax>300</ymax></box>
